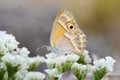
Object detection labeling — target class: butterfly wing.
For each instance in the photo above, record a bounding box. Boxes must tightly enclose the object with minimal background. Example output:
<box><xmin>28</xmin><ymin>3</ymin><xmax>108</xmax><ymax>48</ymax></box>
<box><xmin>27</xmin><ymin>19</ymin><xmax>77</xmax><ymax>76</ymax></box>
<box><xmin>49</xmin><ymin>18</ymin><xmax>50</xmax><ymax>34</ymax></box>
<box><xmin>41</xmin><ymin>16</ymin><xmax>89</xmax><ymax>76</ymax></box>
<box><xmin>50</xmin><ymin>10</ymin><xmax>67</xmax><ymax>47</ymax></box>
<box><xmin>55</xmin><ymin>34</ymin><xmax>75</xmax><ymax>54</ymax></box>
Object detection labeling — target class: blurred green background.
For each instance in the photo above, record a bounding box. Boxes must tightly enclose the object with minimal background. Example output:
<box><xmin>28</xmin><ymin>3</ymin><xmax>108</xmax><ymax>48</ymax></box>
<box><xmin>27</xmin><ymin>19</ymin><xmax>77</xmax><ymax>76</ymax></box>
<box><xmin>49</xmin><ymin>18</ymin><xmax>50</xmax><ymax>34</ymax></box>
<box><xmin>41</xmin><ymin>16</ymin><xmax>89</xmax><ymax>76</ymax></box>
<box><xmin>0</xmin><ymin>0</ymin><xmax>120</xmax><ymax>71</ymax></box>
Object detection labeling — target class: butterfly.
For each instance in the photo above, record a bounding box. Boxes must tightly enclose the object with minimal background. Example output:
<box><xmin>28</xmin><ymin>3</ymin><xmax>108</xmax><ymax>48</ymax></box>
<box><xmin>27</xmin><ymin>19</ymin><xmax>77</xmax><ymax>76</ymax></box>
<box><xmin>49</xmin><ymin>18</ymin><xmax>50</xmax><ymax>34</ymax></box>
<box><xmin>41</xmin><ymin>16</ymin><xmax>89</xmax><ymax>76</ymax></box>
<box><xmin>50</xmin><ymin>9</ymin><xmax>86</xmax><ymax>54</ymax></box>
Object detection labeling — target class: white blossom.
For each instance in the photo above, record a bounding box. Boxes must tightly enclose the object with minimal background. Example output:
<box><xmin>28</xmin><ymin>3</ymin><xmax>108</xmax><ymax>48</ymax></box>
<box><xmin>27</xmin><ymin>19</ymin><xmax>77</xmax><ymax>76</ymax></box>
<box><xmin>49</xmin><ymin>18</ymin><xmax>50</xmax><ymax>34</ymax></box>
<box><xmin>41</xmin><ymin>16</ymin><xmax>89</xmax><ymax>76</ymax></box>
<box><xmin>27</xmin><ymin>55</ymin><xmax>45</xmax><ymax>66</ymax></box>
<box><xmin>55</xmin><ymin>55</ymin><xmax>67</xmax><ymax>66</ymax></box>
<box><xmin>71</xmin><ymin>62</ymin><xmax>88</xmax><ymax>80</ymax></box>
<box><xmin>12</xmin><ymin>47</ymin><xmax>30</xmax><ymax>57</ymax></box>
<box><xmin>45</xmin><ymin>58</ymin><xmax>55</xmax><ymax>68</ymax></box>
<box><xmin>45</xmin><ymin>68</ymin><xmax>59</xmax><ymax>77</ymax></box>
<box><xmin>46</xmin><ymin>52</ymin><xmax>59</xmax><ymax>58</ymax></box>
<box><xmin>45</xmin><ymin>52</ymin><xmax>80</xmax><ymax>70</ymax></box>
<box><xmin>83</xmin><ymin>50</ymin><xmax>91</xmax><ymax>63</ymax></box>
<box><xmin>93</xmin><ymin>56</ymin><xmax>116</xmax><ymax>72</ymax></box>
<box><xmin>0</xmin><ymin>31</ymin><xmax>46</xmax><ymax>80</ymax></box>
<box><xmin>66</xmin><ymin>54</ymin><xmax>79</xmax><ymax>62</ymax></box>
<box><xmin>45</xmin><ymin>52</ymin><xmax>59</xmax><ymax>68</ymax></box>
<box><xmin>71</xmin><ymin>62</ymin><xmax>87</xmax><ymax>72</ymax></box>
<box><xmin>15</xmin><ymin>70</ymin><xmax>28</xmax><ymax>80</ymax></box>
<box><xmin>24</xmin><ymin>72</ymin><xmax>45</xmax><ymax>80</ymax></box>
<box><xmin>0</xmin><ymin>31</ymin><xmax>116</xmax><ymax>80</ymax></box>
<box><xmin>1</xmin><ymin>53</ymin><xmax>28</xmax><ymax>69</ymax></box>
<box><xmin>0</xmin><ymin>31</ymin><xmax>19</xmax><ymax>54</ymax></box>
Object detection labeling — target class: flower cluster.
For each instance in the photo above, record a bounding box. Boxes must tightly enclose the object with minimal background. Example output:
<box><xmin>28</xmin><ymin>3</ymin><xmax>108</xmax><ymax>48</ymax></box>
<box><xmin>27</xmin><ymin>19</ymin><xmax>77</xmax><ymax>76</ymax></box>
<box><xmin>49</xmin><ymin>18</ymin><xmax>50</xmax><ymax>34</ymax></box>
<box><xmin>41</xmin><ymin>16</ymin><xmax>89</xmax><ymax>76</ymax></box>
<box><xmin>45</xmin><ymin>48</ymin><xmax>116</xmax><ymax>80</ymax></box>
<box><xmin>92</xmin><ymin>56</ymin><xmax>116</xmax><ymax>80</ymax></box>
<box><xmin>45</xmin><ymin>52</ymin><xmax>80</xmax><ymax>79</ymax></box>
<box><xmin>0</xmin><ymin>31</ymin><xmax>116</xmax><ymax>80</ymax></box>
<box><xmin>45</xmin><ymin>50</ymin><xmax>93</xmax><ymax>80</ymax></box>
<box><xmin>0</xmin><ymin>31</ymin><xmax>45</xmax><ymax>80</ymax></box>
<box><xmin>71</xmin><ymin>62</ymin><xmax>88</xmax><ymax>80</ymax></box>
<box><xmin>0</xmin><ymin>31</ymin><xmax>19</xmax><ymax>55</ymax></box>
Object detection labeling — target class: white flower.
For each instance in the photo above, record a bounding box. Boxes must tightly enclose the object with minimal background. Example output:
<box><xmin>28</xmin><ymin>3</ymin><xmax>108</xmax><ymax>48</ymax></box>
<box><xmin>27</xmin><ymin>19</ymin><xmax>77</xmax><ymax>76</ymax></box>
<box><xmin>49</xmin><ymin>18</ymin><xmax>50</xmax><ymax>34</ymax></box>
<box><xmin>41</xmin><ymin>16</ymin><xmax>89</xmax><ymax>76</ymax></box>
<box><xmin>45</xmin><ymin>52</ymin><xmax>80</xmax><ymax>71</ymax></box>
<box><xmin>71</xmin><ymin>62</ymin><xmax>80</xmax><ymax>69</ymax></box>
<box><xmin>55</xmin><ymin>54</ymin><xmax>79</xmax><ymax>66</ymax></box>
<box><xmin>93</xmin><ymin>56</ymin><xmax>116</xmax><ymax>72</ymax></box>
<box><xmin>71</xmin><ymin>62</ymin><xmax>88</xmax><ymax>80</ymax></box>
<box><xmin>46</xmin><ymin>52</ymin><xmax>60</xmax><ymax>58</ymax></box>
<box><xmin>27</xmin><ymin>56</ymin><xmax>45</xmax><ymax>70</ymax></box>
<box><xmin>105</xmin><ymin>56</ymin><xmax>116</xmax><ymax>71</ymax></box>
<box><xmin>24</xmin><ymin>72</ymin><xmax>45</xmax><ymax>80</ymax></box>
<box><xmin>28</xmin><ymin>55</ymin><xmax>45</xmax><ymax>65</ymax></box>
<box><xmin>55</xmin><ymin>55</ymin><xmax>67</xmax><ymax>66</ymax></box>
<box><xmin>71</xmin><ymin>62</ymin><xmax>87</xmax><ymax>72</ymax></box>
<box><xmin>83</xmin><ymin>50</ymin><xmax>91</xmax><ymax>63</ymax></box>
<box><xmin>0</xmin><ymin>31</ymin><xmax>19</xmax><ymax>54</ymax></box>
<box><xmin>1</xmin><ymin>53</ymin><xmax>28</xmax><ymax>69</ymax></box>
<box><xmin>45</xmin><ymin>58</ymin><xmax>55</xmax><ymax>64</ymax></box>
<box><xmin>45</xmin><ymin>52</ymin><xmax>59</xmax><ymax>68</ymax></box>
<box><xmin>45</xmin><ymin>68</ymin><xmax>59</xmax><ymax>77</ymax></box>
<box><xmin>46</xmin><ymin>52</ymin><xmax>70</xmax><ymax>68</ymax></box>
<box><xmin>79</xmin><ymin>65</ymin><xmax>87</xmax><ymax>72</ymax></box>
<box><xmin>0</xmin><ymin>31</ymin><xmax>46</xmax><ymax>80</ymax></box>
<box><xmin>15</xmin><ymin>70</ymin><xmax>28</xmax><ymax>80</ymax></box>
<box><xmin>45</xmin><ymin>58</ymin><xmax>55</xmax><ymax>68</ymax></box>
<box><xmin>66</xmin><ymin>54</ymin><xmax>79</xmax><ymax>62</ymax></box>
<box><xmin>12</xmin><ymin>47</ymin><xmax>30</xmax><ymax>57</ymax></box>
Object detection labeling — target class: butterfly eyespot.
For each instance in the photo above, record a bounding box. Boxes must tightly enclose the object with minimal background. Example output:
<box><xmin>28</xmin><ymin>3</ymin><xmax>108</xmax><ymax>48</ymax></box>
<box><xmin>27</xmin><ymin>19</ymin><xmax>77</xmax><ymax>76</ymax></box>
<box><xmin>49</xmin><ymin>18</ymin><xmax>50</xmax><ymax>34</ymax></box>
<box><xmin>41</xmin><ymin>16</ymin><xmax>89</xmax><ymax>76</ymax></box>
<box><xmin>70</xmin><ymin>25</ymin><xmax>73</xmax><ymax>29</ymax></box>
<box><xmin>67</xmin><ymin>23</ymin><xmax>74</xmax><ymax>30</ymax></box>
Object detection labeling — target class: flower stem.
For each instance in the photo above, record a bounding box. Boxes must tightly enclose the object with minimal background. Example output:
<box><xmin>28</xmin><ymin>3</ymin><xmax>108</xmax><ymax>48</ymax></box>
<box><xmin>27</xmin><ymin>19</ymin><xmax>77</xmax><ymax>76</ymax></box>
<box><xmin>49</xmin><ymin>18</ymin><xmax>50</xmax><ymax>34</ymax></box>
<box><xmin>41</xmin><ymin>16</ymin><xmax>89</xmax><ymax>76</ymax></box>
<box><xmin>92</xmin><ymin>68</ymin><xmax>107</xmax><ymax>80</ymax></box>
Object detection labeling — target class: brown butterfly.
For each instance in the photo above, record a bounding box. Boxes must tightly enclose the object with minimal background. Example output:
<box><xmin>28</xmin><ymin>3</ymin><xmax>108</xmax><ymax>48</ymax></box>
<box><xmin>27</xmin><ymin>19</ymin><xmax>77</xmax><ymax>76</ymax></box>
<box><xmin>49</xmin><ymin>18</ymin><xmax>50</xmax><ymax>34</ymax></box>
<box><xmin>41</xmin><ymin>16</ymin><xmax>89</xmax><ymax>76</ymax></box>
<box><xmin>50</xmin><ymin>9</ymin><xmax>86</xmax><ymax>54</ymax></box>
